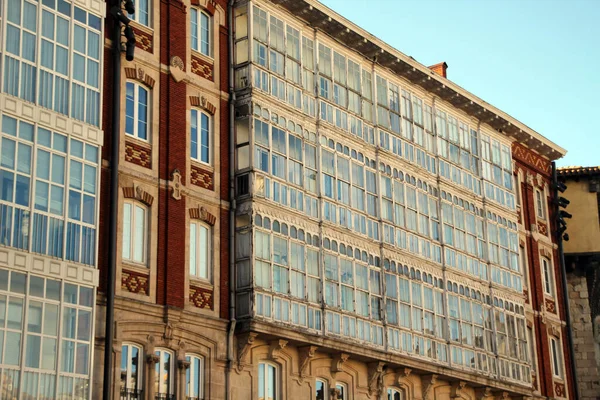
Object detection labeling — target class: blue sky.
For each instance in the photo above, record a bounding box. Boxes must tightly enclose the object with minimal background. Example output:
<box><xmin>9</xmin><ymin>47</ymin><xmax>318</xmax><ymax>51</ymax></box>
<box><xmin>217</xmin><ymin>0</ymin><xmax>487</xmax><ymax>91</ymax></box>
<box><xmin>319</xmin><ymin>0</ymin><xmax>600</xmax><ymax>167</ymax></box>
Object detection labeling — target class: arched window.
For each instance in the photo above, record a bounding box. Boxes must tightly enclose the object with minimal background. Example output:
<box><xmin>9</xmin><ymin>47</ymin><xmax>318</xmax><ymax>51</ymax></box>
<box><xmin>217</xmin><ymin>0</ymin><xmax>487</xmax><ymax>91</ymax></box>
<box><xmin>335</xmin><ymin>383</ymin><xmax>347</xmax><ymax>400</ymax></box>
<box><xmin>190</xmin><ymin>221</ymin><xmax>210</xmax><ymax>280</ymax></box>
<box><xmin>128</xmin><ymin>0</ymin><xmax>151</xmax><ymax>27</ymax></box>
<box><xmin>191</xmin><ymin>9</ymin><xmax>211</xmax><ymax>57</ymax></box>
<box><xmin>186</xmin><ymin>354</ymin><xmax>204</xmax><ymax>400</ymax></box>
<box><xmin>121</xmin><ymin>343</ymin><xmax>143</xmax><ymax>398</ymax></box>
<box><xmin>125</xmin><ymin>82</ymin><xmax>149</xmax><ymax>141</ymax></box>
<box><xmin>315</xmin><ymin>379</ymin><xmax>327</xmax><ymax>400</ymax></box>
<box><xmin>154</xmin><ymin>348</ymin><xmax>174</xmax><ymax>399</ymax></box>
<box><xmin>258</xmin><ymin>362</ymin><xmax>277</xmax><ymax>400</ymax></box>
<box><xmin>191</xmin><ymin>109</ymin><xmax>211</xmax><ymax>164</ymax></box>
<box><xmin>387</xmin><ymin>388</ymin><xmax>403</xmax><ymax>400</ymax></box>
<box><xmin>542</xmin><ymin>257</ymin><xmax>554</xmax><ymax>296</ymax></box>
<box><xmin>122</xmin><ymin>201</ymin><xmax>148</xmax><ymax>265</ymax></box>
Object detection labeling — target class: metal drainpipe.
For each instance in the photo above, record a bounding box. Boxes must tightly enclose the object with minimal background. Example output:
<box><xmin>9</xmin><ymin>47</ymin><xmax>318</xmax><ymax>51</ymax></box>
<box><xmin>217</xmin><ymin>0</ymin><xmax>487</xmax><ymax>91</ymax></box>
<box><xmin>552</xmin><ymin>161</ymin><xmax>580</xmax><ymax>400</ymax></box>
<box><xmin>103</xmin><ymin>6</ymin><xmax>121</xmax><ymax>400</ymax></box>
<box><xmin>225</xmin><ymin>0</ymin><xmax>236</xmax><ymax>399</ymax></box>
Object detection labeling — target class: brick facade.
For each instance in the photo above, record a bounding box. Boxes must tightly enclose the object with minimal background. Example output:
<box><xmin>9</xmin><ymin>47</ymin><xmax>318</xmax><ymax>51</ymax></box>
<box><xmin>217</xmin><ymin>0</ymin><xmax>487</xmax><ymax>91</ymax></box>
<box><xmin>94</xmin><ymin>0</ymin><xmax>230</xmax><ymax>398</ymax></box>
<box><xmin>514</xmin><ymin>145</ymin><xmax>575</xmax><ymax>399</ymax></box>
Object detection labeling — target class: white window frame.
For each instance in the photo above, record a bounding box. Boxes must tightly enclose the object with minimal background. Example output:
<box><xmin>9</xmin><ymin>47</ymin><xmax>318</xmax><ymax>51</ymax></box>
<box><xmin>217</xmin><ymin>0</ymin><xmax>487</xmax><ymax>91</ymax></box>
<box><xmin>191</xmin><ymin>109</ymin><xmax>212</xmax><ymax>165</ymax></box>
<box><xmin>186</xmin><ymin>354</ymin><xmax>205</xmax><ymax>400</ymax></box>
<box><xmin>154</xmin><ymin>348</ymin><xmax>175</xmax><ymax>398</ymax></box>
<box><xmin>542</xmin><ymin>257</ymin><xmax>554</xmax><ymax>297</ymax></box>
<box><xmin>122</xmin><ymin>201</ymin><xmax>148</xmax><ymax>266</ymax></box>
<box><xmin>387</xmin><ymin>387</ymin><xmax>403</xmax><ymax>400</ymax></box>
<box><xmin>129</xmin><ymin>0</ymin><xmax>151</xmax><ymax>27</ymax></box>
<box><xmin>190</xmin><ymin>221</ymin><xmax>211</xmax><ymax>281</ymax></box>
<box><xmin>535</xmin><ymin>189</ymin><xmax>546</xmax><ymax>220</ymax></box>
<box><xmin>315</xmin><ymin>378</ymin><xmax>328</xmax><ymax>400</ymax></box>
<box><xmin>258</xmin><ymin>362</ymin><xmax>278</xmax><ymax>400</ymax></box>
<box><xmin>125</xmin><ymin>82</ymin><xmax>150</xmax><ymax>141</ymax></box>
<box><xmin>121</xmin><ymin>343</ymin><xmax>144</xmax><ymax>396</ymax></box>
<box><xmin>191</xmin><ymin>8</ymin><xmax>212</xmax><ymax>57</ymax></box>
<box><xmin>335</xmin><ymin>382</ymin><xmax>347</xmax><ymax>400</ymax></box>
<box><xmin>550</xmin><ymin>336</ymin><xmax>563</xmax><ymax>378</ymax></box>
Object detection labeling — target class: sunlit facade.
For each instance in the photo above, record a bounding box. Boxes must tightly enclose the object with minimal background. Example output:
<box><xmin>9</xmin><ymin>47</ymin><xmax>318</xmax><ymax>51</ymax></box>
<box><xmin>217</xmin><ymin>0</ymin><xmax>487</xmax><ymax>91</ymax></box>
<box><xmin>230</xmin><ymin>0</ymin><xmax>569</xmax><ymax>398</ymax></box>
<box><xmin>0</xmin><ymin>0</ymin><xmax>104</xmax><ymax>398</ymax></box>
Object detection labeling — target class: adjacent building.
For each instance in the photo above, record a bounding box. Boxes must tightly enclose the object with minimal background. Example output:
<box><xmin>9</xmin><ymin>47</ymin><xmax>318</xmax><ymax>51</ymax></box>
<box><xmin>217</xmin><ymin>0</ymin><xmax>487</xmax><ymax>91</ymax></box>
<box><xmin>558</xmin><ymin>166</ymin><xmax>600</xmax><ymax>399</ymax></box>
<box><xmin>231</xmin><ymin>0</ymin><xmax>574</xmax><ymax>399</ymax></box>
<box><xmin>0</xmin><ymin>0</ymin><xmax>105</xmax><ymax>398</ymax></box>
<box><xmin>0</xmin><ymin>0</ymin><xmax>579</xmax><ymax>398</ymax></box>
<box><xmin>91</xmin><ymin>0</ymin><xmax>232</xmax><ymax>399</ymax></box>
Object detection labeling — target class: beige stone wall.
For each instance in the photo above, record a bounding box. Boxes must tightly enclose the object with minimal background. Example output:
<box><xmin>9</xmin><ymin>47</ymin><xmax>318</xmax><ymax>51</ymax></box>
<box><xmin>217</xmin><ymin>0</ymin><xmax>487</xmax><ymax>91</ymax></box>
<box><xmin>563</xmin><ymin>180</ymin><xmax>600</xmax><ymax>255</ymax></box>
<box><xmin>93</xmin><ymin>299</ymin><xmax>229</xmax><ymax>400</ymax></box>
<box><xmin>230</xmin><ymin>336</ymin><xmax>538</xmax><ymax>400</ymax></box>
<box><xmin>567</xmin><ymin>273</ymin><xmax>600</xmax><ymax>399</ymax></box>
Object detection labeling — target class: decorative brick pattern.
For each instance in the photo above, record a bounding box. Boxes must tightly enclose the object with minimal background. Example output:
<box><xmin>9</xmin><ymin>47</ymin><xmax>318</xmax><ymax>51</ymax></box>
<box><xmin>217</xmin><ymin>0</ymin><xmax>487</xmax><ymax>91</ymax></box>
<box><xmin>122</xmin><ymin>186</ymin><xmax>154</xmax><ymax>206</ymax></box>
<box><xmin>190</xmin><ymin>0</ymin><xmax>216</xmax><ymax>15</ymax></box>
<box><xmin>191</xmin><ymin>163</ymin><xmax>214</xmax><ymax>190</ymax></box>
<box><xmin>122</xmin><ymin>269</ymin><xmax>149</xmax><ymax>295</ymax></box>
<box><xmin>554</xmin><ymin>381</ymin><xmax>566</xmax><ymax>397</ymax></box>
<box><xmin>189</xmin><ymin>206</ymin><xmax>216</xmax><ymax>225</ymax></box>
<box><xmin>125</xmin><ymin>140</ymin><xmax>152</xmax><ymax>169</ymax></box>
<box><xmin>512</xmin><ymin>142</ymin><xmax>552</xmax><ymax>175</ymax></box>
<box><xmin>191</xmin><ymin>54</ymin><xmax>214</xmax><ymax>81</ymax></box>
<box><xmin>190</xmin><ymin>95</ymin><xmax>216</xmax><ymax>115</ymax></box>
<box><xmin>189</xmin><ymin>285</ymin><xmax>213</xmax><ymax>309</ymax></box>
<box><xmin>545</xmin><ymin>298</ymin><xmax>556</xmax><ymax>313</ymax></box>
<box><xmin>131</xmin><ymin>25</ymin><xmax>153</xmax><ymax>53</ymax></box>
<box><xmin>537</xmin><ymin>221</ymin><xmax>548</xmax><ymax>236</ymax></box>
<box><xmin>124</xmin><ymin>67</ymin><xmax>156</xmax><ymax>88</ymax></box>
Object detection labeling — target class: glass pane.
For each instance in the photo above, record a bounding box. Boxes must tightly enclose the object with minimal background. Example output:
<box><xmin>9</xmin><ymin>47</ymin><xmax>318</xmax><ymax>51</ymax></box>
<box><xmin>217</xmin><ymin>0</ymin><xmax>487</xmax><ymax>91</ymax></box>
<box><xmin>42</xmin><ymin>337</ymin><xmax>58</xmax><ymax>369</ymax></box>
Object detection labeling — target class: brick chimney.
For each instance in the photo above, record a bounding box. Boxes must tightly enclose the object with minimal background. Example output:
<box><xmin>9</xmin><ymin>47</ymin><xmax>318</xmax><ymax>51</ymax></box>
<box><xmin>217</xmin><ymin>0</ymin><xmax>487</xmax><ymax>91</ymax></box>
<box><xmin>428</xmin><ymin>62</ymin><xmax>448</xmax><ymax>78</ymax></box>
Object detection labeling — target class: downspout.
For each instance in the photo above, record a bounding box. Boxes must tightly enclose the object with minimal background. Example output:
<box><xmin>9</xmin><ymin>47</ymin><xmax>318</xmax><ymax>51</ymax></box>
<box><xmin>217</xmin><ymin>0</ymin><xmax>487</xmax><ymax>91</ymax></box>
<box><xmin>552</xmin><ymin>161</ymin><xmax>580</xmax><ymax>400</ymax></box>
<box><xmin>225</xmin><ymin>0</ymin><xmax>236</xmax><ymax>399</ymax></box>
<box><xmin>103</xmin><ymin>6</ymin><xmax>121</xmax><ymax>400</ymax></box>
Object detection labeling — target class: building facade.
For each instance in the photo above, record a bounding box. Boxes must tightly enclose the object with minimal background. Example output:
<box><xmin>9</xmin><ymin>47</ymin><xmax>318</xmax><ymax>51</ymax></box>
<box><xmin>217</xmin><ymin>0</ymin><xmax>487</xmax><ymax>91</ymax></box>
<box><xmin>230</xmin><ymin>0</ymin><xmax>573</xmax><ymax>399</ymax></box>
<box><xmin>558</xmin><ymin>166</ymin><xmax>600</xmax><ymax>399</ymax></box>
<box><xmin>92</xmin><ymin>0</ymin><xmax>232</xmax><ymax>399</ymax></box>
<box><xmin>0</xmin><ymin>0</ymin><xmax>105</xmax><ymax>397</ymax></box>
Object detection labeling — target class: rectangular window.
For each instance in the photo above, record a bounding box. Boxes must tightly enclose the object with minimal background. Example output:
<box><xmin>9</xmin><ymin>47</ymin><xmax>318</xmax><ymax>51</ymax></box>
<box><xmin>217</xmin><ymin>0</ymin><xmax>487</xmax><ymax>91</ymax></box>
<box><xmin>550</xmin><ymin>337</ymin><xmax>563</xmax><ymax>378</ymax></box>
<box><xmin>542</xmin><ymin>258</ymin><xmax>554</xmax><ymax>296</ymax></box>
<box><xmin>190</xmin><ymin>222</ymin><xmax>210</xmax><ymax>280</ymax></box>
<box><xmin>191</xmin><ymin>110</ymin><xmax>211</xmax><ymax>164</ymax></box>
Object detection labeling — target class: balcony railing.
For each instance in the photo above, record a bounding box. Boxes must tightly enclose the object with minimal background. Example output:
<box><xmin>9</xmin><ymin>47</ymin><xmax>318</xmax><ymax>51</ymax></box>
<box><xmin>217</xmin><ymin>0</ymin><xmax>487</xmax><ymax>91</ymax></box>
<box><xmin>120</xmin><ymin>389</ymin><xmax>143</xmax><ymax>400</ymax></box>
<box><xmin>155</xmin><ymin>394</ymin><xmax>175</xmax><ymax>400</ymax></box>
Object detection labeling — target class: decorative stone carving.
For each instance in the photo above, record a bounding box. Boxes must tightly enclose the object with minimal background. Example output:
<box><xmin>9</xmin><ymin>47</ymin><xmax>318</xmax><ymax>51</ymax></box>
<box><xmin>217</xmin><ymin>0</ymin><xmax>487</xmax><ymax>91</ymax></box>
<box><xmin>403</xmin><ymin>368</ymin><xmax>412</xmax><ymax>377</ymax></box>
<box><xmin>298</xmin><ymin>346</ymin><xmax>318</xmax><ymax>381</ymax></box>
<box><xmin>330</xmin><ymin>387</ymin><xmax>341</xmax><ymax>400</ymax></box>
<box><xmin>170</xmin><ymin>56</ymin><xmax>186</xmax><ymax>82</ymax></box>
<box><xmin>164</xmin><ymin>322</ymin><xmax>174</xmax><ymax>341</ymax></box>
<box><xmin>178</xmin><ymin>359</ymin><xmax>191</xmax><ymax>370</ymax></box>
<box><xmin>526</xmin><ymin>172</ymin><xmax>535</xmax><ymax>187</ymax></box>
<box><xmin>474</xmin><ymin>387</ymin><xmax>492</xmax><ymax>400</ymax></box>
<box><xmin>236</xmin><ymin>332</ymin><xmax>258</xmax><ymax>372</ymax></box>
<box><xmin>536</xmin><ymin>173</ymin><xmax>544</xmax><ymax>188</ymax></box>
<box><xmin>171</xmin><ymin>169</ymin><xmax>182</xmax><ymax>200</ymax></box>
<box><xmin>421</xmin><ymin>374</ymin><xmax>438</xmax><ymax>400</ymax></box>
<box><xmin>450</xmin><ymin>381</ymin><xmax>467</xmax><ymax>399</ymax></box>
<box><xmin>146</xmin><ymin>353</ymin><xmax>160</xmax><ymax>364</ymax></box>
<box><xmin>367</xmin><ymin>362</ymin><xmax>385</xmax><ymax>397</ymax></box>
<box><xmin>123</xmin><ymin>185</ymin><xmax>154</xmax><ymax>206</ymax></box>
<box><xmin>269</xmin><ymin>339</ymin><xmax>288</xmax><ymax>360</ymax></box>
<box><xmin>189</xmin><ymin>206</ymin><xmax>216</xmax><ymax>226</ymax></box>
<box><xmin>331</xmin><ymin>353</ymin><xmax>349</xmax><ymax>375</ymax></box>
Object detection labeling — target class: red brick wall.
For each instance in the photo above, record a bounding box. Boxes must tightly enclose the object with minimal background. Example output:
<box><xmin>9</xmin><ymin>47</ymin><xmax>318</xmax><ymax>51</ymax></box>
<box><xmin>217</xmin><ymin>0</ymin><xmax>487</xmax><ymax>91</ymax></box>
<box><xmin>515</xmin><ymin>145</ymin><xmax>575</xmax><ymax>399</ymax></box>
<box><xmin>100</xmin><ymin>0</ymin><xmax>230</xmax><ymax>314</ymax></box>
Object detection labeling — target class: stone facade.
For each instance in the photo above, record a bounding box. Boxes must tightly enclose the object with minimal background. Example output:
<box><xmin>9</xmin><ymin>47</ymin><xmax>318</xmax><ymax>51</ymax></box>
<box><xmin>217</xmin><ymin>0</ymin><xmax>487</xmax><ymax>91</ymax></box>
<box><xmin>567</xmin><ymin>273</ymin><xmax>600</xmax><ymax>399</ymax></box>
